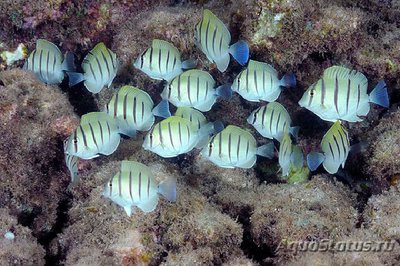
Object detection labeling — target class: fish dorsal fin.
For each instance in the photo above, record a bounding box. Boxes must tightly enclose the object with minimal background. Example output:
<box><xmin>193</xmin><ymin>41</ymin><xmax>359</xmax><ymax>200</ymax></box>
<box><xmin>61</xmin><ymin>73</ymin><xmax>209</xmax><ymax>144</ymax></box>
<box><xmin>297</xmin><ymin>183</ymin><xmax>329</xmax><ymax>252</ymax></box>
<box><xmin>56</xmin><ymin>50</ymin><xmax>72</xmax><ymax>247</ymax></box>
<box><xmin>121</xmin><ymin>160</ymin><xmax>150</xmax><ymax>174</ymax></box>
<box><xmin>202</xmin><ymin>9</ymin><xmax>231</xmax><ymax>43</ymax></box>
<box><xmin>225</xmin><ymin>125</ymin><xmax>255</xmax><ymax>141</ymax></box>
<box><xmin>91</xmin><ymin>42</ymin><xmax>108</xmax><ymax>54</ymax></box>
<box><xmin>80</xmin><ymin>112</ymin><xmax>116</xmax><ymax>126</ymax></box>
<box><xmin>323</xmin><ymin>66</ymin><xmax>367</xmax><ymax>85</ymax></box>
<box><xmin>152</xmin><ymin>39</ymin><xmax>180</xmax><ymax>54</ymax></box>
<box><xmin>36</xmin><ymin>39</ymin><xmax>62</xmax><ymax>58</ymax></box>
<box><xmin>247</xmin><ymin>60</ymin><xmax>277</xmax><ymax>75</ymax></box>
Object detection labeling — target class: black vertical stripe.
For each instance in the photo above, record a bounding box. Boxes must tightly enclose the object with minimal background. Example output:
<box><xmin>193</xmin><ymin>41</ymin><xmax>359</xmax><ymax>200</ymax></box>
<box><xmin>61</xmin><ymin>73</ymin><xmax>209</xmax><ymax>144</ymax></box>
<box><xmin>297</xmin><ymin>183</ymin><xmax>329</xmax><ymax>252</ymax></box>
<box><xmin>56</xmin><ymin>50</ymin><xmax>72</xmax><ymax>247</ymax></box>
<box><xmin>129</xmin><ymin>171</ymin><xmax>133</xmax><ymax>200</ymax></box>
<box><xmin>46</xmin><ymin>50</ymin><xmax>50</xmax><ymax>82</ymax></box>
<box><xmin>245</xmin><ymin>68</ymin><xmax>249</xmax><ymax>92</ymax></box>
<box><xmin>106</xmin><ymin>121</ymin><xmax>111</xmax><ymax>141</ymax></box>
<box><xmin>138</xmin><ymin>171</ymin><xmax>142</xmax><ymax>199</ymax></box>
<box><xmin>100</xmin><ymin>50</ymin><xmax>110</xmax><ymax>78</ymax></box>
<box><xmin>187</xmin><ymin>75</ymin><xmax>192</xmax><ymax>104</ymax></box>
<box><xmin>140</xmin><ymin>50</ymin><xmax>145</xmax><ymax>69</ymax></box>
<box><xmin>228</xmin><ymin>133</ymin><xmax>232</xmax><ymax>162</ymax></box>
<box><xmin>133</xmin><ymin>97</ymin><xmax>137</xmax><ymax>124</ymax></box>
<box><xmin>236</xmin><ymin>135</ymin><xmax>241</xmax><ymax>160</ymax></box>
<box><xmin>218</xmin><ymin>131</ymin><xmax>222</xmax><ymax>157</ymax></box>
<box><xmin>141</xmin><ymin>101</ymin><xmax>144</xmax><ymax>122</ymax></box>
<box><xmin>211</xmin><ymin>27</ymin><xmax>217</xmax><ymax>56</ymax></box>
<box><xmin>177</xmin><ymin>75</ymin><xmax>181</xmax><ymax>100</ymax></box>
<box><xmin>39</xmin><ymin>50</ymin><xmax>44</xmax><ymax>80</ymax></box>
<box><xmin>73</xmin><ymin>129</ymin><xmax>78</xmax><ymax>153</ymax></box>
<box><xmin>157</xmin><ymin>48</ymin><xmax>162</xmax><ymax>73</ymax></box>
<box><xmin>178</xmin><ymin>122</ymin><xmax>182</xmax><ymax>146</ymax></box>
<box><xmin>113</xmin><ymin>93</ymin><xmax>119</xmax><ymax>117</ymax></box>
<box><xmin>166</xmin><ymin>50</ymin><xmax>170</xmax><ymax>71</ymax></box>
<box><xmin>31</xmin><ymin>50</ymin><xmax>37</xmax><ymax>71</ymax></box>
<box><xmin>262</xmin><ymin>69</ymin><xmax>266</xmax><ymax>93</ymax></box>
<box><xmin>218</xmin><ymin>34</ymin><xmax>223</xmax><ymax>55</ymax></box>
<box><xmin>105</xmin><ymin>48</ymin><xmax>116</xmax><ymax>71</ymax></box>
<box><xmin>186</xmin><ymin>124</ymin><xmax>191</xmax><ymax>144</ymax></box>
<box><xmin>196</xmin><ymin>76</ymin><xmax>200</xmax><ymax>101</ymax></box>
<box><xmin>328</xmin><ymin>143</ymin><xmax>335</xmax><ymax>160</ymax></box>
<box><xmin>346</xmin><ymin>78</ymin><xmax>351</xmax><ymax>114</ymax></box>
<box><xmin>269</xmin><ymin>109</ymin><xmax>274</xmax><ymax>134</ymax></box>
<box><xmin>254</xmin><ymin>70</ymin><xmax>258</xmax><ymax>94</ymax></box>
<box><xmin>356</xmin><ymin>84</ymin><xmax>361</xmax><ymax>110</ymax></box>
<box><xmin>208</xmin><ymin>135</ymin><xmax>216</xmax><ymax>157</ymax></box>
<box><xmin>88</xmin><ymin>123</ymin><xmax>98</xmax><ymax>149</ymax></box>
<box><xmin>123</xmin><ymin>93</ymin><xmax>128</xmax><ymax>120</ymax></box>
<box><xmin>118</xmin><ymin>171</ymin><xmax>122</xmax><ymax>197</ymax></box>
<box><xmin>172</xmin><ymin>55</ymin><xmax>177</xmax><ymax>70</ymax></box>
<box><xmin>337</xmin><ymin>128</ymin><xmax>347</xmax><ymax>155</ymax></box>
<box><xmin>52</xmin><ymin>52</ymin><xmax>56</xmax><ymax>74</ymax></box>
<box><xmin>89</xmin><ymin>63</ymin><xmax>97</xmax><ymax>82</ymax></box>
<box><xmin>245</xmin><ymin>140</ymin><xmax>250</xmax><ymax>158</ymax></box>
<box><xmin>98</xmin><ymin>121</ymin><xmax>104</xmax><ymax>145</ymax></box>
<box><xmin>158</xmin><ymin>123</ymin><xmax>163</xmax><ymax>144</ymax></box>
<box><xmin>168</xmin><ymin>122</ymin><xmax>175</xmax><ymax>149</ymax></box>
<box><xmin>79</xmin><ymin>125</ymin><xmax>88</xmax><ymax>148</ymax></box>
<box><xmin>198</xmin><ymin>18</ymin><xmax>204</xmax><ymax>45</ymax></box>
<box><xmin>261</xmin><ymin>106</ymin><xmax>267</xmax><ymax>129</ymax></box>
<box><xmin>147</xmin><ymin>175</ymin><xmax>150</xmax><ymax>198</ymax></box>
<box><xmin>334</xmin><ymin>74</ymin><xmax>339</xmax><ymax>114</ymax></box>
<box><xmin>332</xmin><ymin>134</ymin><xmax>341</xmax><ymax>159</ymax></box>
<box><xmin>149</xmin><ymin>48</ymin><xmax>153</xmax><ymax>70</ymax></box>
<box><xmin>205</xmin><ymin>81</ymin><xmax>209</xmax><ymax>100</ymax></box>
<box><xmin>95</xmin><ymin>56</ymin><xmax>104</xmax><ymax>81</ymax></box>
<box><xmin>205</xmin><ymin>20</ymin><xmax>211</xmax><ymax>53</ymax></box>
<box><xmin>321</xmin><ymin>78</ymin><xmax>326</xmax><ymax>105</ymax></box>
<box><xmin>276</xmin><ymin>111</ymin><xmax>281</xmax><ymax>134</ymax></box>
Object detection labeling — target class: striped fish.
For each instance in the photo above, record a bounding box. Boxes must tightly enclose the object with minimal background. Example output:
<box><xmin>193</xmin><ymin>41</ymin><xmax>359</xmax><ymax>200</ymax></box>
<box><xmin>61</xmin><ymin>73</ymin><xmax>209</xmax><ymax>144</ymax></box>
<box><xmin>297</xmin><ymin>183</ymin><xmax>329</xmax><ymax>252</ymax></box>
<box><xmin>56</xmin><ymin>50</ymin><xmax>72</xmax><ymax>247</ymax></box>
<box><xmin>106</xmin><ymin>85</ymin><xmax>171</xmax><ymax>137</ymax></box>
<box><xmin>231</xmin><ymin>60</ymin><xmax>296</xmax><ymax>102</ymax></box>
<box><xmin>279</xmin><ymin>131</ymin><xmax>304</xmax><ymax>176</ymax></box>
<box><xmin>142</xmin><ymin>116</ymin><xmax>216</xmax><ymax>158</ymax></box>
<box><xmin>23</xmin><ymin>39</ymin><xmax>74</xmax><ymax>84</ymax></box>
<box><xmin>247</xmin><ymin>102</ymin><xmax>299</xmax><ymax>142</ymax></box>
<box><xmin>161</xmin><ymin>69</ymin><xmax>232</xmax><ymax>112</ymax></box>
<box><xmin>64</xmin><ymin>112</ymin><xmax>121</xmax><ymax>159</ymax></box>
<box><xmin>307</xmin><ymin>120</ymin><xmax>350</xmax><ymax>174</ymax></box>
<box><xmin>298</xmin><ymin>66</ymin><xmax>389</xmax><ymax>122</ymax></box>
<box><xmin>195</xmin><ymin>9</ymin><xmax>249</xmax><ymax>72</ymax></box>
<box><xmin>103</xmin><ymin>160</ymin><xmax>176</xmax><ymax>216</ymax></box>
<box><xmin>201</xmin><ymin>125</ymin><xmax>274</xmax><ymax>168</ymax></box>
<box><xmin>174</xmin><ymin>107</ymin><xmax>207</xmax><ymax>130</ymax></box>
<box><xmin>68</xmin><ymin>42</ymin><xmax>118</xmax><ymax>94</ymax></box>
<box><xmin>64</xmin><ymin>152</ymin><xmax>79</xmax><ymax>185</ymax></box>
<box><xmin>133</xmin><ymin>39</ymin><xmax>196</xmax><ymax>81</ymax></box>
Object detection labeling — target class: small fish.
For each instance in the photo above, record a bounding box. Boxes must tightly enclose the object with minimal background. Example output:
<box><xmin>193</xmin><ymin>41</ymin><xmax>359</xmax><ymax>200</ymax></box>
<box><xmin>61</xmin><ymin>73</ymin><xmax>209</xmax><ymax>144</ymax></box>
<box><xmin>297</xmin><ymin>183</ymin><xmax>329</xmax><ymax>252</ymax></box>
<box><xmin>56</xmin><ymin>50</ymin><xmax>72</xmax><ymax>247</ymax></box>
<box><xmin>247</xmin><ymin>102</ymin><xmax>299</xmax><ymax>142</ymax></box>
<box><xmin>307</xmin><ymin>120</ymin><xmax>350</xmax><ymax>174</ymax></box>
<box><xmin>64</xmin><ymin>152</ymin><xmax>79</xmax><ymax>184</ymax></box>
<box><xmin>279</xmin><ymin>131</ymin><xmax>304</xmax><ymax>176</ymax></box>
<box><xmin>64</xmin><ymin>112</ymin><xmax>121</xmax><ymax>159</ymax></box>
<box><xmin>23</xmin><ymin>39</ymin><xmax>74</xmax><ymax>84</ymax></box>
<box><xmin>133</xmin><ymin>39</ymin><xmax>196</xmax><ymax>81</ymax></box>
<box><xmin>103</xmin><ymin>160</ymin><xmax>176</xmax><ymax>216</ymax></box>
<box><xmin>231</xmin><ymin>60</ymin><xmax>296</xmax><ymax>102</ymax></box>
<box><xmin>143</xmin><ymin>116</ymin><xmax>218</xmax><ymax>158</ymax></box>
<box><xmin>174</xmin><ymin>107</ymin><xmax>207</xmax><ymax>130</ymax></box>
<box><xmin>106</xmin><ymin>85</ymin><xmax>171</xmax><ymax>137</ymax></box>
<box><xmin>201</xmin><ymin>125</ymin><xmax>274</xmax><ymax>168</ymax></box>
<box><xmin>298</xmin><ymin>66</ymin><xmax>389</xmax><ymax>122</ymax></box>
<box><xmin>68</xmin><ymin>42</ymin><xmax>118</xmax><ymax>93</ymax></box>
<box><xmin>195</xmin><ymin>9</ymin><xmax>249</xmax><ymax>72</ymax></box>
<box><xmin>161</xmin><ymin>69</ymin><xmax>232</xmax><ymax>112</ymax></box>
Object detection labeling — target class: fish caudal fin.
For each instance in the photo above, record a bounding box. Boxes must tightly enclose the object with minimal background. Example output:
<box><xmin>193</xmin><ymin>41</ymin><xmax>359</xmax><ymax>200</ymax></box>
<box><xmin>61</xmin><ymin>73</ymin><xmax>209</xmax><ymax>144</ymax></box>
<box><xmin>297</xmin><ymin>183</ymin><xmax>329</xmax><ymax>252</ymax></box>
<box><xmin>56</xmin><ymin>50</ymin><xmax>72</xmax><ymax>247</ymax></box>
<box><xmin>216</xmin><ymin>84</ymin><xmax>232</xmax><ymax>99</ymax></box>
<box><xmin>181</xmin><ymin>59</ymin><xmax>197</xmax><ymax>69</ymax></box>
<box><xmin>289</xmin><ymin>126</ymin><xmax>300</xmax><ymax>141</ymax></box>
<box><xmin>212</xmin><ymin>121</ymin><xmax>224</xmax><ymax>134</ymax></box>
<box><xmin>229</xmin><ymin>40</ymin><xmax>249</xmax><ymax>66</ymax></box>
<box><xmin>158</xmin><ymin>177</ymin><xmax>177</xmax><ymax>202</ymax></box>
<box><xmin>369</xmin><ymin>80</ymin><xmax>389</xmax><ymax>108</ymax></box>
<box><xmin>152</xmin><ymin>100</ymin><xmax>171</xmax><ymax>118</ymax></box>
<box><xmin>307</xmin><ymin>152</ymin><xmax>325</xmax><ymax>171</ymax></box>
<box><xmin>67</xmin><ymin>72</ymin><xmax>85</xmax><ymax>87</ymax></box>
<box><xmin>280</xmin><ymin>73</ymin><xmax>297</xmax><ymax>88</ymax></box>
<box><xmin>256</xmin><ymin>142</ymin><xmax>275</xmax><ymax>159</ymax></box>
<box><xmin>62</xmin><ymin>52</ymin><xmax>75</xmax><ymax>72</ymax></box>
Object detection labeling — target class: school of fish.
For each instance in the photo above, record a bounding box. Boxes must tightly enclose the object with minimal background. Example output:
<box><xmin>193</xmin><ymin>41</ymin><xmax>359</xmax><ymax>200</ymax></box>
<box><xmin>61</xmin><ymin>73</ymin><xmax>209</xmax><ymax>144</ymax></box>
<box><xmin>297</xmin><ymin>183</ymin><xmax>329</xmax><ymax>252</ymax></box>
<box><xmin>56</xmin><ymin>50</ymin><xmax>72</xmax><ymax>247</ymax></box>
<box><xmin>22</xmin><ymin>9</ymin><xmax>390</xmax><ymax>216</ymax></box>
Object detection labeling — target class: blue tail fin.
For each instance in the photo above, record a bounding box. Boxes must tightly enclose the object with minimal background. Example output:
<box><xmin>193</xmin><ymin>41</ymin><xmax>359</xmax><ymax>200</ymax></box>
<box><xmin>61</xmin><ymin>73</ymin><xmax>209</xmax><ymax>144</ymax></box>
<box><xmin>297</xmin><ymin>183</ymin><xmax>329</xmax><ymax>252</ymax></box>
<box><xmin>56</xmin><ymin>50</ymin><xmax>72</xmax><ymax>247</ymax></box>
<box><xmin>152</xmin><ymin>100</ymin><xmax>171</xmax><ymax>118</ymax></box>
<box><xmin>256</xmin><ymin>142</ymin><xmax>275</xmax><ymax>159</ymax></box>
<box><xmin>158</xmin><ymin>177</ymin><xmax>177</xmax><ymax>202</ymax></box>
<box><xmin>280</xmin><ymin>73</ymin><xmax>296</xmax><ymax>88</ymax></box>
<box><xmin>290</xmin><ymin>145</ymin><xmax>304</xmax><ymax>170</ymax></box>
<box><xmin>62</xmin><ymin>52</ymin><xmax>75</xmax><ymax>72</ymax></box>
<box><xmin>229</xmin><ymin>40</ymin><xmax>249</xmax><ymax>65</ymax></box>
<box><xmin>216</xmin><ymin>84</ymin><xmax>232</xmax><ymax>99</ymax></box>
<box><xmin>212</xmin><ymin>121</ymin><xmax>224</xmax><ymax>134</ymax></box>
<box><xmin>181</xmin><ymin>59</ymin><xmax>197</xmax><ymax>69</ymax></box>
<box><xmin>67</xmin><ymin>72</ymin><xmax>85</xmax><ymax>87</ymax></box>
<box><xmin>289</xmin><ymin>126</ymin><xmax>300</xmax><ymax>141</ymax></box>
<box><xmin>307</xmin><ymin>152</ymin><xmax>325</xmax><ymax>171</ymax></box>
<box><xmin>369</xmin><ymin>80</ymin><xmax>389</xmax><ymax>108</ymax></box>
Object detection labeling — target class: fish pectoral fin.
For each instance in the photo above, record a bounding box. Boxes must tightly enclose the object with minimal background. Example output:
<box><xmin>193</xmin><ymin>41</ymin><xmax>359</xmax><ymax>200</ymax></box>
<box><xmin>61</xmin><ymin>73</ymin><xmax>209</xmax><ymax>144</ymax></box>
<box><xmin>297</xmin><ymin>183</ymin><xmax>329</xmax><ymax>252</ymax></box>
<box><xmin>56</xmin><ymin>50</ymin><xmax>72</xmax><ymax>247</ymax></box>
<box><xmin>214</xmin><ymin>54</ymin><xmax>230</xmax><ymax>72</ymax></box>
<box><xmin>123</xmin><ymin>205</ymin><xmax>134</xmax><ymax>216</ymax></box>
<box><xmin>137</xmin><ymin>196</ymin><xmax>159</xmax><ymax>213</ymax></box>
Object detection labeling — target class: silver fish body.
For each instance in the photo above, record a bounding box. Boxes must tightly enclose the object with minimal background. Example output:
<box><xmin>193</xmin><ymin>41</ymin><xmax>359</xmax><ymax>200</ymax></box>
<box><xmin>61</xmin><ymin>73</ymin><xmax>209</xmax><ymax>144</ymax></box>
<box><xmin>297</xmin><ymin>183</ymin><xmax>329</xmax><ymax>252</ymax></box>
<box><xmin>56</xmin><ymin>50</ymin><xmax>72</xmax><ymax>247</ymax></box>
<box><xmin>174</xmin><ymin>107</ymin><xmax>207</xmax><ymax>130</ymax></box>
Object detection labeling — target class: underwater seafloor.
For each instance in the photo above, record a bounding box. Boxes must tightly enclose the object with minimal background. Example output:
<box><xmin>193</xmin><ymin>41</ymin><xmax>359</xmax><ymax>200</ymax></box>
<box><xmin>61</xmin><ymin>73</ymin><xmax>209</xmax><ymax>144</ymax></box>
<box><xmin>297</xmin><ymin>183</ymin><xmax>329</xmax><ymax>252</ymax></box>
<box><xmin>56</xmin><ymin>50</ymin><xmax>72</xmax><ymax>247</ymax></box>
<box><xmin>1</xmin><ymin>0</ymin><xmax>400</xmax><ymax>265</ymax></box>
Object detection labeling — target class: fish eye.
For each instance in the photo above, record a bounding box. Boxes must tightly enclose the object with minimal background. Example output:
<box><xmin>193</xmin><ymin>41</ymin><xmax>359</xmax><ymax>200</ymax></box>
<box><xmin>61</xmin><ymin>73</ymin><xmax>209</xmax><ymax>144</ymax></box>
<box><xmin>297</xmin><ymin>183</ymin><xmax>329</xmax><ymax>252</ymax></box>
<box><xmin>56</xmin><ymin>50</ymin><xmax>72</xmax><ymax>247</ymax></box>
<box><xmin>150</xmin><ymin>133</ymin><xmax>153</xmax><ymax>140</ymax></box>
<box><xmin>109</xmin><ymin>182</ymin><xmax>112</xmax><ymax>187</ymax></box>
<box><xmin>73</xmin><ymin>139</ymin><xmax>78</xmax><ymax>144</ymax></box>
<box><xmin>309</xmin><ymin>89</ymin><xmax>315</xmax><ymax>97</ymax></box>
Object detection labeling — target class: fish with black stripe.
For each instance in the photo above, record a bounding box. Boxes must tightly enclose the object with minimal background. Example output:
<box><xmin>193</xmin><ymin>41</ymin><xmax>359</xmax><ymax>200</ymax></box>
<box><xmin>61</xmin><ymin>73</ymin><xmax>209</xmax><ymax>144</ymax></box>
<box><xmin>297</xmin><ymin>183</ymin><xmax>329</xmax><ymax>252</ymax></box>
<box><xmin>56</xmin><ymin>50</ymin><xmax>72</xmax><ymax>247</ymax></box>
<box><xmin>64</xmin><ymin>152</ymin><xmax>79</xmax><ymax>185</ymax></box>
<box><xmin>23</xmin><ymin>39</ymin><xmax>74</xmax><ymax>84</ymax></box>
<box><xmin>68</xmin><ymin>42</ymin><xmax>118</xmax><ymax>93</ymax></box>
<box><xmin>106</xmin><ymin>85</ymin><xmax>171</xmax><ymax>137</ymax></box>
<box><xmin>103</xmin><ymin>160</ymin><xmax>176</xmax><ymax>216</ymax></box>
<box><xmin>142</xmin><ymin>116</ymin><xmax>220</xmax><ymax>158</ymax></box>
<box><xmin>161</xmin><ymin>69</ymin><xmax>232</xmax><ymax>112</ymax></box>
<box><xmin>174</xmin><ymin>107</ymin><xmax>207</xmax><ymax>130</ymax></box>
<box><xmin>201</xmin><ymin>125</ymin><xmax>274</xmax><ymax>168</ymax></box>
<box><xmin>278</xmin><ymin>131</ymin><xmax>304</xmax><ymax>177</ymax></box>
<box><xmin>195</xmin><ymin>9</ymin><xmax>249</xmax><ymax>72</ymax></box>
<box><xmin>231</xmin><ymin>60</ymin><xmax>296</xmax><ymax>102</ymax></box>
<box><xmin>247</xmin><ymin>102</ymin><xmax>299</xmax><ymax>142</ymax></box>
<box><xmin>307</xmin><ymin>120</ymin><xmax>350</xmax><ymax>174</ymax></box>
<box><xmin>133</xmin><ymin>39</ymin><xmax>196</xmax><ymax>81</ymax></box>
<box><xmin>64</xmin><ymin>112</ymin><xmax>121</xmax><ymax>159</ymax></box>
<box><xmin>298</xmin><ymin>66</ymin><xmax>389</xmax><ymax>122</ymax></box>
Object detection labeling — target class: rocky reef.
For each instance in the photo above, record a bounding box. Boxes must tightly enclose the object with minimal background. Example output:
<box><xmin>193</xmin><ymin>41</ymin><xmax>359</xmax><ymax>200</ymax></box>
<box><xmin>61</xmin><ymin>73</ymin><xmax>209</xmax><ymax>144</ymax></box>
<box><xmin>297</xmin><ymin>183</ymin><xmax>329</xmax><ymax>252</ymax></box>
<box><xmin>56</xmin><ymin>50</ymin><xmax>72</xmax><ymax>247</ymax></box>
<box><xmin>0</xmin><ymin>0</ymin><xmax>399</xmax><ymax>265</ymax></box>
